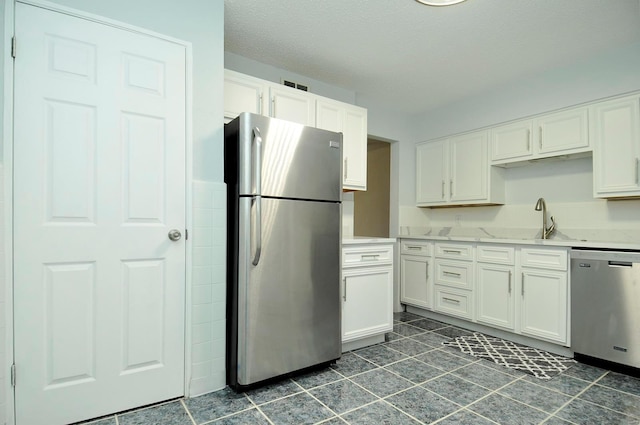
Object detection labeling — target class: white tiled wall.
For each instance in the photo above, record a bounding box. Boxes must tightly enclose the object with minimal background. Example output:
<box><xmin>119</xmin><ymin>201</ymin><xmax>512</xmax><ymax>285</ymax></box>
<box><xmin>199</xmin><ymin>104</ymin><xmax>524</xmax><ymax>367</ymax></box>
<box><xmin>0</xmin><ymin>165</ymin><xmax>5</xmax><ymax>424</ymax></box>
<box><xmin>189</xmin><ymin>180</ymin><xmax>227</xmax><ymax>396</ymax></box>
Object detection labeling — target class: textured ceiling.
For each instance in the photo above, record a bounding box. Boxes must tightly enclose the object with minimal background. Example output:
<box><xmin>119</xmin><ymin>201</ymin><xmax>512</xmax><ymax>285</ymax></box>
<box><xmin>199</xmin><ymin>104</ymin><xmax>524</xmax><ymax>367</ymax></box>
<box><xmin>224</xmin><ymin>0</ymin><xmax>640</xmax><ymax>114</ymax></box>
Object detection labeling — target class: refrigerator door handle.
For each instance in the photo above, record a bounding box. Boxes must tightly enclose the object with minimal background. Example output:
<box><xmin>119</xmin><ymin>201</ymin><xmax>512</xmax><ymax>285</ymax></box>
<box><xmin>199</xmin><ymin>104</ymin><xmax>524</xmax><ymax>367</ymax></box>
<box><xmin>251</xmin><ymin>195</ymin><xmax>262</xmax><ymax>266</ymax></box>
<box><xmin>252</xmin><ymin>127</ymin><xmax>262</xmax><ymax>195</ymax></box>
<box><xmin>251</xmin><ymin>127</ymin><xmax>263</xmax><ymax>266</ymax></box>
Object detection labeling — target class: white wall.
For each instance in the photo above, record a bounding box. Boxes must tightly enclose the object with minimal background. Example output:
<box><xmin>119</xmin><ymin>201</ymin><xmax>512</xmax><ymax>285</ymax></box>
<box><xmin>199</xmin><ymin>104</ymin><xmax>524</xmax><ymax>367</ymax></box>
<box><xmin>225</xmin><ymin>51</ymin><xmax>356</xmax><ymax>104</ymax></box>
<box><xmin>402</xmin><ymin>41</ymin><xmax>640</xmax><ymax>231</ymax></box>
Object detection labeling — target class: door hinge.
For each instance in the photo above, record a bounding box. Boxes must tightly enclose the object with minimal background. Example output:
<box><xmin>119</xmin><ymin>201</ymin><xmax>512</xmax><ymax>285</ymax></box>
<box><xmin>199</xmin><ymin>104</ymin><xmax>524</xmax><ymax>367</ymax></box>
<box><xmin>11</xmin><ymin>36</ymin><xmax>16</xmax><ymax>59</ymax></box>
<box><xmin>185</xmin><ymin>229</ymin><xmax>189</xmax><ymax>240</ymax></box>
<box><xmin>10</xmin><ymin>364</ymin><xmax>15</xmax><ymax>387</ymax></box>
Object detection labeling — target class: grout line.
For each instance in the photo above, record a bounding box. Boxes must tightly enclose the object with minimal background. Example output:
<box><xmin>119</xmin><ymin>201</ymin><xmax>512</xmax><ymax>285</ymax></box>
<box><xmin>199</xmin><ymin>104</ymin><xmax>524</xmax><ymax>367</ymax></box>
<box><xmin>179</xmin><ymin>399</ymin><xmax>198</xmax><ymax>425</ymax></box>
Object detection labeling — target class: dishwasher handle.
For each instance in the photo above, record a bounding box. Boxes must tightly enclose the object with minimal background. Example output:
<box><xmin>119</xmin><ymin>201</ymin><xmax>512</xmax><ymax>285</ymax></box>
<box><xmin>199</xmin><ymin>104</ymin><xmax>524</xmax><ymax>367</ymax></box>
<box><xmin>608</xmin><ymin>261</ymin><xmax>633</xmax><ymax>268</ymax></box>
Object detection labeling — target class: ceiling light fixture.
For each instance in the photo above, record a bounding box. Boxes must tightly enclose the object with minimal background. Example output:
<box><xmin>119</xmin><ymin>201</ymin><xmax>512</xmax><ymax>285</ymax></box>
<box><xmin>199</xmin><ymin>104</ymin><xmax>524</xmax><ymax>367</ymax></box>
<box><xmin>416</xmin><ymin>0</ymin><xmax>467</xmax><ymax>6</ymax></box>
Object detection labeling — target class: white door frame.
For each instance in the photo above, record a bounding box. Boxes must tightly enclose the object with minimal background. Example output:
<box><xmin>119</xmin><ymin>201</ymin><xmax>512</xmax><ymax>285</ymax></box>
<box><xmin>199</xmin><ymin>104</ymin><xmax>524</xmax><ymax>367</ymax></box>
<box><xmin>3</xmin><ymin>1</ymin><xmax>194</xmax><ymax>423</ymax></box>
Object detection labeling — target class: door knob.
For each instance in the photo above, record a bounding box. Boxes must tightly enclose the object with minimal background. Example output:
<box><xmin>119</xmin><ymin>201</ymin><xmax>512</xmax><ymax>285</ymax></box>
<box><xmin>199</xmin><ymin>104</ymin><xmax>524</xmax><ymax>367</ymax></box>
<box><xmin>168</xmin><ymin>229</ymin><xmax>182</xmax><ymax>241</ymax></box>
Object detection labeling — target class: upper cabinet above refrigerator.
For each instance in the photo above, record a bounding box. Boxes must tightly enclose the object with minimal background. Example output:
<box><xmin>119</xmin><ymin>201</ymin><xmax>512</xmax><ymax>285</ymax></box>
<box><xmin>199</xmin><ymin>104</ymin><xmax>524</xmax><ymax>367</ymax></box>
<box><xmin>224</xmin><ymin>69</ymin><xmax>368</xmax><ymax>191</ymax></box>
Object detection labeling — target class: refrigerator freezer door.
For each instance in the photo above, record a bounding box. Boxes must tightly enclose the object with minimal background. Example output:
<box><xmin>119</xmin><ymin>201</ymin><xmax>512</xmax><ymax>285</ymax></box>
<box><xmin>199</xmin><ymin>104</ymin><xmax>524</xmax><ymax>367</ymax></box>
<box><xmin>237</xmin><ymin>113</ymin><xmax>342</xmax><ymax>202</ymax></box>
<box><xmin>235</xmin><ymin>197</ymin><xmax>341</xmax><ymax>386</ymax></box>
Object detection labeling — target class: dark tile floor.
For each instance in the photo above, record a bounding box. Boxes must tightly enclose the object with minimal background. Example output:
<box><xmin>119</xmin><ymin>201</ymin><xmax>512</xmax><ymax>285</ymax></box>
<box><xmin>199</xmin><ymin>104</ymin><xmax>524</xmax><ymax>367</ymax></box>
<box><xmin>80</xmin><ymin>312</ymin><xmax>640</xmax><ymax>425</ymax></box>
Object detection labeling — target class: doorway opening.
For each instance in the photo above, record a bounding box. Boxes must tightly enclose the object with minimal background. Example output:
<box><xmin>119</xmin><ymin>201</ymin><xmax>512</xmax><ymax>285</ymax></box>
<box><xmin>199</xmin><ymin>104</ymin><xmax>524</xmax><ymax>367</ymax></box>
<box><xmin>354</xmin><ymin>138</ymin><xmax>391</xmax><ymax>238</ymax></box>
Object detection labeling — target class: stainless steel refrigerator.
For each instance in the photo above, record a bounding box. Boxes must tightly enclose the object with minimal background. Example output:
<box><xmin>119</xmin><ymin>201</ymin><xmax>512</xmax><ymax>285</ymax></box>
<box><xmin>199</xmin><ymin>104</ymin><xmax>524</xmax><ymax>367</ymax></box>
<box><xmin>224</xmin><ymin>112</ymin><xmax>342</xmax><ymax>390</ymax></box>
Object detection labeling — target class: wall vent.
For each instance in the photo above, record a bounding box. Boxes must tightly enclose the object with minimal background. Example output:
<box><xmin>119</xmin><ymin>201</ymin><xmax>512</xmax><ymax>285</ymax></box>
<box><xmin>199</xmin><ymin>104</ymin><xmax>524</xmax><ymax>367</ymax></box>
<box><xmin>281</xmin><ymin>79</ymin><xmax>309</xmax><ymax>92</ymax></box>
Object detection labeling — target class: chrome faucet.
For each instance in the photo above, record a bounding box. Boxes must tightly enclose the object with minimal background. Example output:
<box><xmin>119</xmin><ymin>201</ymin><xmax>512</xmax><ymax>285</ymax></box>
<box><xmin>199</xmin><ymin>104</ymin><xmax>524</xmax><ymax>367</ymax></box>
<box><xmin>534</xmin><ymin>198</ymin><xmax>556</xmax><ymax>239</ymax></box>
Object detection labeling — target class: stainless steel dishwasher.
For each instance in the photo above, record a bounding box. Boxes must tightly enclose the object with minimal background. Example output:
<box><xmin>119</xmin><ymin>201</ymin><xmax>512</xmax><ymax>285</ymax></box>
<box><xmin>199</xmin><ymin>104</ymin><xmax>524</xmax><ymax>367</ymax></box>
<box><xmin>571</xmin><ymin>249</ymin><xmax>640</xmax><ymax>369</ymax></box>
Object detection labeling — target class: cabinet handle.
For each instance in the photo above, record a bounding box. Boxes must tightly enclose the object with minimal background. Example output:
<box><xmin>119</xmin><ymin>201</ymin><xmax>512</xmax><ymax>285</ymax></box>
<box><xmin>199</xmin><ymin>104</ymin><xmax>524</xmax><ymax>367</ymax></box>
<box><xmin>521</xmin><ymin>273</ymin><xmax>525</xmax><ymax>296</ymax></box>
<box><xmin>443</xmin><ymin>249</ymin><xmax>462</xmax><ymax>255</ymax></box>
<box><xmin>361</xmin><ymin>254</ymin><xmax>380</xmax><ymax>261</ymax></box>
<box><xmin>344</xmin><ymin>158</ymin><xmax>348</xmax><ymax>180</ymax></box>
<box><xmin>443</xmin><ymin>297</ymin><xmax>460</xmax><ymax>304</ymax></box>
<box><xmin>526</xmin><ymin>129</ymin><xmax>531</xmax><ymax>151</ymax></box>
<box><xmin>406</xmin><ymin>246</ymin><xmax>422</xmax><ymax>250</ymax></box>
<box><xmin>539</xmin><ymin>126</ymin><xmax>543</xmax><ymax>149</ymax></box>
<box><xmin>508</xmin><ymin>270</ymin><xmax>512</xmax><ymax>293</ymax></box>
<box><xmin>258</xmin><ymin>93</ymin><xmax>263</xmax><ymax>115</ymax></box>
<box><xmin>450</xmin><ymin>179</ymin><xmax>453</xmax><ymax>197</ymax></box>
<box><xmin>441</xmin><ymin>180</ymin><xmax>445</xmax><ymax>198</ymax></box>
<box><xmin>271</xmin><ymin>96</ymin><xmax>276</xmax><ymax>116</ymax></box>
<box><xmin>443</xmin><ymin>271</ymin><xmax>461</xmax><ymax>277</ymax></box>
<box><xmin>343</xmin><ymin>277</ymin><xmax>347</xmax><ymax>301</ymax></box>
<box><xmin>425</xmin><ymin>261</ymin><xmax>429</xmax><ymax>281</ymax></box>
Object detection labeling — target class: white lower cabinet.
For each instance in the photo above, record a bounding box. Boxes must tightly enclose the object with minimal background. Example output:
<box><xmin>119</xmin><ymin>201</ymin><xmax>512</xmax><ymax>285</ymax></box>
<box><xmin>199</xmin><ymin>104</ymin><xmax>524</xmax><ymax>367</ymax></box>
<box><xmin>399</xmin><ymin>239</ymin><xmax>569</xmax><ymax>346</ymax></box>
<box><xmin>342</xmin><ymin>242</ymin><xmax>394</xmax><ymax>350</ymax></box>
<box><xmin>476</xmin><ymin>262</ymin><xmax>515</xmax><ymax>331</ymax></box>
<box><xmin>433</xmin><ymin>242</ymin><xmax>475</xmax><ymax>320</ymax></box>
<box><xmin>476</xmin><ymin>245</ymin><xmax>516</xmax><ymax>331</ymax></box>
<box><xmin>342</xmin><ymin>267</ymin><xmax>393</xmax><ymax>342</ymax></box>
<box><xmin>519</xmin><ymin>268</ymin><xmax>568</xmax><ymax>344</ymax></box>
<box><xmin>399</xmin><ymin>240</ymin><xmax>433</xmax><ymax>309</ymax></box>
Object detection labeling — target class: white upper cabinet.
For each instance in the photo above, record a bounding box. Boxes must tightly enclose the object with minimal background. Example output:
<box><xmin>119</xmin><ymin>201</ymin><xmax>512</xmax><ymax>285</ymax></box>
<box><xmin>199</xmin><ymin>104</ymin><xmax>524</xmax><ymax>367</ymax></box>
<box><xmin>416</xmin><ymin>139</ymin><xmax>448</xmax><ymax>205</ymax></box>
<box><xmin>417</xmin><ymin>130</ymin><xmax>504</xmax><ymax>207</ymax></box>
<box><xmin>535</xmin><ymin>107</ymin><xmax>589</xmax><ymax>156</ymax></box>
<box><xmin>269</xmin><ymin>85</ymin><xmax>316</xmax><ymax>126</ymax></box>
<box><xmin>490</xmin><ymin>106</ymin><xmax>589</xmax><ymax>165</ymax></box>
<box><xmin>224</xmin><ymin>69</ymin><xmax>368</xmax><ymax>191</ymax></box>
<box><xmin>592</xmin><ymin>94</ymin><xmax>640</xmax><ymax>198</ymax></box>
<box><xmin>224</xmin><ymin>69</ymin><xmax>266</xmax><ymax>123</ymax></box>
<box><xmin>317</xmin><ymin>99</ymin><xmax>367</xmax><ymax>191</ymax></box>
<box><xmin>450</xmin><ymin>131</ymin><xmax>488</xmax><ymax>203</ymax></box>
<box><xmin>490</xmin><ymin>121</ymin><xmax>533</xmax><ymax>163</ymax></box>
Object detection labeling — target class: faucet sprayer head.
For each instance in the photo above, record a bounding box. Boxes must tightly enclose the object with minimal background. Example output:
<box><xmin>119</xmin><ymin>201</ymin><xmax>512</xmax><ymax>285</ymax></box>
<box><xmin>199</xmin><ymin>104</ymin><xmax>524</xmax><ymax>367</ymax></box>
<box><xmin>534</xmin><ymin>197</ymin><xmax>545</xmax><ymax>211</ymax></box>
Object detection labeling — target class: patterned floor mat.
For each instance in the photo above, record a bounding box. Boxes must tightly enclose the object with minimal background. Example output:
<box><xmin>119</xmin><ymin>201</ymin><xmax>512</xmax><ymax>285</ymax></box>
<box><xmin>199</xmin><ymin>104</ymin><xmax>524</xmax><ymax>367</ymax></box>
<box><xmin>442</xmin><ymin>332</ymin><xmax>576</xmax><ymax>380</ymax></box>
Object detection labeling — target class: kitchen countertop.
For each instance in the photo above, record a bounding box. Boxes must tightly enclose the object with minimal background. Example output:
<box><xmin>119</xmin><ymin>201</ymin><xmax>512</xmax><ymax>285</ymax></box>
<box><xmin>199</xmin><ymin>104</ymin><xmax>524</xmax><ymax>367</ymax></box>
<box><xmin>342</xmin><ymin>237</ymin><xmax>396</xmax><ymax>244</ymax></box>
<box><xmin>398</xmin><ymin>227</ymin><xmax>640</xmax><ymax>251</ymax></box>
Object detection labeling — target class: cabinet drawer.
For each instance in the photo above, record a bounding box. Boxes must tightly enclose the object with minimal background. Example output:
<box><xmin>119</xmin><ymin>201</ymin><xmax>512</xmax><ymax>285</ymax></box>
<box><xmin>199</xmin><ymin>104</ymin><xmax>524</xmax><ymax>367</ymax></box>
<box><xmin>520</xmin><ymin>248</ymin><xmax>567</xmax><ymax>271</ymax></box>
<box><xmin>434</xmin><ymin>286</ymin><xmax>473</xmax><ymax>320</ymax></box>
<box><xmin>435</xmin><ymin>260</ymin><xmax>473</xmax><ymax>290</ymax></box>
<box><xmin>343</xmin><ymin>245</ymin><xmax>393</xmax><ymax>267</ymax></box>
<box><xmin>435</xmin><ymin>243</ymin><xmax>474</xmax><ymax>260</ymax></box>
<box><xmin>400</xmin><ymin>240</ymin><xmax>431</xmax><ymax>256</ymax></box>
<box><xmin>477</xmin><ymin>245</ymin><xmax>515</xmax><ymax>265</ymax></box>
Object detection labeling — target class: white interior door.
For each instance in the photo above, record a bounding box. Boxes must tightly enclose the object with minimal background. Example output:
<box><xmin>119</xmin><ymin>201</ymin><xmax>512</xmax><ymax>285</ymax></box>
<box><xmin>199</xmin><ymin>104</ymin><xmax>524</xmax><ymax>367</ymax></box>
<box><xmin>13</xmin><ymin>4</ymin><xmax>187</xmax><ymax>424</ymax></box>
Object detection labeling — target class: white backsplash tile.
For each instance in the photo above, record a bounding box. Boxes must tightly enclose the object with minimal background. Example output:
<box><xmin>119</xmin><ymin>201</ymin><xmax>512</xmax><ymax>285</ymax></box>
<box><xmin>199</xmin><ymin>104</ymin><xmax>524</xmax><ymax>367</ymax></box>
<box><xmin>189</xmin><ymin>180</ymin><xmax>227</xmax><ymax>397</ymax></box>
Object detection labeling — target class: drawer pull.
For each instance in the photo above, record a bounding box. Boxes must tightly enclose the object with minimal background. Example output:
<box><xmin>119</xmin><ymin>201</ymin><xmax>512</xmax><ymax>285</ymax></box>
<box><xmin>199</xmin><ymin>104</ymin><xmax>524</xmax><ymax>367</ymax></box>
<box><xmin>442</xmin><ymin>297</ymin><xmax>460</xmax><ymax>304</ymax></box>
<box><xmin>443</xmin><ymin>271</ymin><xmax>461</xmax><ymax>277</ymax></box>
<box><xmin>361</xmin><ymin>254</ymin><xmax>380</xmax><ymax>261</ymax></box>
<box><xmin>508</xmin><ymin>270</ymin><xmax>512</xmax><ymax>293</ymax></box>
<box><xmin>443</xmin><ymin>249</ymin><xmax>462</xmax><ymax>255</ymax></box>
<box><xmin>406</xmin><ymin>246</ymin><xmax>422</xmax><ymax>250</ymax></box>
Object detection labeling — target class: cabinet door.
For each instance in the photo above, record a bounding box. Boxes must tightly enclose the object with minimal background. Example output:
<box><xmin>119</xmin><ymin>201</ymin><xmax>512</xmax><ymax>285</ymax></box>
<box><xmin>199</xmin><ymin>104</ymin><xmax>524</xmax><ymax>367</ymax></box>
<box><xmin>535</xmin><ymin>107</ymin><xmax>589</xmax><ymax>156</ymax></box>
<box><xmin>449</xmin><ymin>131</ymin><xmax>488</xmax><ymax>203</ymax></box>
<box><xmin>269</xmin><ymin>86</ymin><xmax>315</xmax><ymax>126</ymax></box>
<box><xmin>316</xmin><ymin>100</ymin><xmax>368</xmax><ymax>191</ymax></box>
<box><xmin>592</xmin><ymin>95</ymin><xmax>640</xmax><ymax>198</ymax></box>
<box><xmin>400</xmin><ymin>255</ymin><xmax>431</xmax><ymax>309</ymax></box>
<box><xmin>224</xmin><ymin>70</ymin><xmax>265</xmax><ymax>123</ymax></box>
<box><xmin>520</xmin><ymin>269</ymin><xmax>568</xmax><ymax>344</ymax></box>
<box><xmin>342</xmin><ymin>106</ymin><xmax>368</xmax><ymax>191</ymax></box>
<box><xmin>342</xmin><ymin>267</ymin><xmax>393</xmax><ymax>342</ymax></box>
<box><xmin>491</xmin><ymin>120</ymin><xmax>533</xmax><ymax>163</ymax></box>
<box><xmin>416</xmin><ymin>140</ymin><xmax>448</xmax><ymax>205</ymax></box>
<box><xmin>316</xmin><ymin>99</ymin><xmax>343</xmax><ymax>132</ymax></box>
<box><xmin>476</xmin><ymin>264</ymin><xmax>515</xmax><ymax>331</ymax></box>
